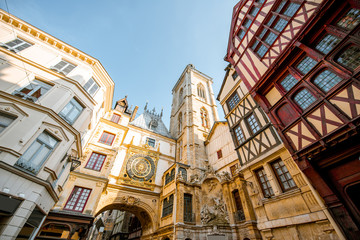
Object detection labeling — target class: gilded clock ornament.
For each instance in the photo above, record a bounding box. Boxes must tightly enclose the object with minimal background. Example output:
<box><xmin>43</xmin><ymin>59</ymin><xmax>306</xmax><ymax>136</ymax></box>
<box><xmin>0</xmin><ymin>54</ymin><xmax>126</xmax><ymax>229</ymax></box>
<box><xmin>126</xmin><ymin>154</ymin><xmax>155</xmax><ymax>181</ymax></box>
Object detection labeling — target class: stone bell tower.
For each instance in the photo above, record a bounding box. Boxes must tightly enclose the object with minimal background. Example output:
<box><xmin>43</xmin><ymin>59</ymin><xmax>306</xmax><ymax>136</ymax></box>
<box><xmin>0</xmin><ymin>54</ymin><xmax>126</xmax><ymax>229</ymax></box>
<box><xmin>170</xmin><ymin>64</ymin><xmax>219</xmax><ymax>170</ymax></box>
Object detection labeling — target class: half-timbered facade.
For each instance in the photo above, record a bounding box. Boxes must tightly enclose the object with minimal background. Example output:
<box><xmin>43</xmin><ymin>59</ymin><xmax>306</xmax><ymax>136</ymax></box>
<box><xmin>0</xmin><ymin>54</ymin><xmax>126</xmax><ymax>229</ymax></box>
<box><xmin>225</xmin><ymin>0</ymin><xmax>360</xmax><ymax>239</ymax></box>
<box><xmin>218</xmin><ymin>65</ymin><xmax>341</xmax><ymax>239</ymax></box>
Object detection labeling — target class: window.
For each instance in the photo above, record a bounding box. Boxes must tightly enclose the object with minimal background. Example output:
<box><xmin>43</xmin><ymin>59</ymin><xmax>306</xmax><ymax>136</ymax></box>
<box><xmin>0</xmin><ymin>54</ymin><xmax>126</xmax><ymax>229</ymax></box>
<box><xmin>184</xmin><ymin>194</ymin><xmax>193</xmax><ymax>222</ymax></box>
<box><xmin>246</xmin><ymin>114</ymin><xmax>260</xmax><ymax>134</ymax></box>
<box><xmin>178</xmin><ymin>113</ymin><xmax>182</xmax><ymax>133</ymax></box>
<box><xmin>271</xmin><ymin>159</ymin><xmax>296</xmax><ymax>191</ymax></box>
<box><xmin>315</xmin><ymin>34</ymin><xmax>340</xmax><ymax>55</ymax></box>
<box><xmin>13</xmin><ymin>80</ymin><xmax>52</xmax><ymax>102</ymax></box>
<box><xmin>16</xmin><ymin>131</ymin><xmax>59</xmax><ymax>174</ymax></box>
<box><xmin>335</xmin><ymin>45</ymin><xmax>360</xmax><ymax>70</ymax></box>
<box><xmin>232</xmin><ymin>71</ymin><xmax>238</xmax><ymax>80</ymax></box>
<box><xmin>200</xmin><ymin>108</ymin><xmax>209</xmax><ymax>128</ymax></box>
<box><xmin>294</xmin><ymin>89</ymin><xmax>316</xmax><ymax>110</ymax></box>
<box><xmin>232</xmin><ymin>190</ymin><xmax>245</xmax><ymax>221</ymax></box>
<box><xmin>165</xmin><ymin>169</ymin><xmax>175</xmax><ymax>185</ymax></box>
<box><xmin>50</xmin><ymin>60</ymin><xmax>76</xmax><ymax>75</ymax></box>
<box><xmin>110</xmin><ymin>114</ymin><xmax>121</xmax><ymax>124</ymax></box>
<box><xmin>85</xmin><ymin>152</ymin><xmax>106</xmax><ymax>171</ymax></box>
<box><xmin>197</xmin><ymin>83</ymin><xmax>206</xmax><ymax>100</ymax></box>
<box><xmin>179</xmin><ymin>88</ymin><xmax>183</xmax><ymax>104</ymax></box>
<box><xmin>64</xmin><ymin>186</ymin><xmax>91</xmax><ymax>212</ymax></box>
<box><xmin>83</xmin><ymin>78</ymin><xmax>100</xmax><ymax>96</ymax></box>
<box><xmin>178</xmin><ymin>167</ymin><xmax>187</xmax><ymax>180</ymax></box>
<box><xmin>227</xmin><ymin>92</ymin><xmax>240</xmax><ymax>110</ymax></box>
<box><xmin>234</xmin><ymin>125</ymin><xmax>245</xmax><ymax>145</ymax></box>
<box><xmin>255</xmin><ymin>168</ymin><xmax>274</xmax><ymax>197</ymax></box>
<box><xmin>249</xmin><ymin>6</ymin><xmax>260</xmax><ymax>17</ymax></box>
<box><xmin>280</xmin><ymin>74</ymin><xmax>298</xmax><ymax>91</ymax></box>
<box><xmin>337</xmin><ymin>8</ymin><xmax>360</xmax><ymax>30</ymax></box>
<box><xmin>217</xmin><ymin>150</ymin><xmax>222</xmax><ymax>159</ymax></box>
<box><xmin>146</xmin><ymin>137</ymin><xmax>156</xmax><ymax>147</ymax></box>
<box><xmin>162</xmin><ymin>194</ymin><xmax>174</xmax><ymax>217</ymax></box>
<box><xmin>313</xmin><ymin>70</ymin><xmax>343</xmax><ymax>93</ymax></box>
<box><xmin>0</xmin><ymin>112</ymin><xmax>17</xmax><ymax>133</ymax></box>
<box><xmin>99</xmin><ymin>132</ymin><xmax>115</xmax><ymax>145</ymax></box>
<box><xmin>59</xmin><ymin>98</ymin><xmax>84</xmax><ymax>124</ymax></box>
<box><xmin>1</xmin><ymin>38</ymin><xmax>32</xmax><ymax>53</ymax></box>
<box><xmin>251</xmin><ymin>1</ymin><xmax>300</xmax><ymax>57</ymax></box>
<box><xmin>296</xmin><ymin>56</ymin><xmax>318</xmax><ymax>75</ymax></box>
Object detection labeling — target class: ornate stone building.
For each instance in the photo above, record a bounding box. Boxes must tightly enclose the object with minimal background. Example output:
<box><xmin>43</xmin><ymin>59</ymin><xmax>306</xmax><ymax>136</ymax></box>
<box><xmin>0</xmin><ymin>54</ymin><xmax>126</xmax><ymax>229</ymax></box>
<box><xmin>0</xmin><ymin>9</ymin><xmax>114</xmax><ymax>240</ymax></box>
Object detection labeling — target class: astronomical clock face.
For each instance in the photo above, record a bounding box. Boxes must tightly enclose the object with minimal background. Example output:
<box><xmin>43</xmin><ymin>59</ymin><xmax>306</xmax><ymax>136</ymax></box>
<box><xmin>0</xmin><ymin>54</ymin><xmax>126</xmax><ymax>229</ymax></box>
<box><xmin>126</xmin><ymin>154</ymin><xmax>155</xmax><ymax>181</ymax></box>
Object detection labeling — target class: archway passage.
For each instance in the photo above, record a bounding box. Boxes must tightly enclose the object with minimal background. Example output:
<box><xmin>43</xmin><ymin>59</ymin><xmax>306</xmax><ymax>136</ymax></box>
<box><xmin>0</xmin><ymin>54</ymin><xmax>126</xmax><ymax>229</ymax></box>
<box><xmin>89</xmin><ymin>209</ymin><xmax>142</xmax><ymax>240</ymax></box>
<box><xmin>91</xmin><ymin>203</ymin><xmax>154</xmax><ymax>240</ymax></box>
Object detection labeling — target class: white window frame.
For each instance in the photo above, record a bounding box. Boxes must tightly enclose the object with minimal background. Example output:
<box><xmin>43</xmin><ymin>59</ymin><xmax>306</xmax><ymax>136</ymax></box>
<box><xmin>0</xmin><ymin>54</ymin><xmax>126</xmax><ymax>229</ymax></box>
<box><xmin>59</xmin><ymin>98</ymin><xmax>84</xmax><ymax>124</ymax></box>
<box><xmin>0</xmin><ymin>38</ymin><xmax>32</xmax><ymax>53</ymax></box>
<box><xmin>50</xmin><ymin>59</ymin><xmax>76</xmax><ymax>75</ymax></box>
<box><xmin>12</xmin><ymin>80</ymin><xmax>52</xmax><ymax>102</ymax></box>
<box><xmin>16</xmin><ymin>131</ymin><xmax>59</xmax><ymax>174</ymax></box>
<box><xmin>0</xmin><ymin>112</ymin><xmax>17</xmax><ymax>134</ymax></box>
<box><xmin>83</xmin><ymin>78</ymin><xmax>100</xmax><ymax>97</ymax></box>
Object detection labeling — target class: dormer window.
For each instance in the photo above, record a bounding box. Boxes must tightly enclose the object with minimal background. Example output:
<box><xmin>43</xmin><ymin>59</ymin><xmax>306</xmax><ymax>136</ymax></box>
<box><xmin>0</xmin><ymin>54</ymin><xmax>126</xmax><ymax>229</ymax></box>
<box><xmin>149</xmin><ymin>119</ymin><xmax>158</xmax><ymax>130</ymax></box>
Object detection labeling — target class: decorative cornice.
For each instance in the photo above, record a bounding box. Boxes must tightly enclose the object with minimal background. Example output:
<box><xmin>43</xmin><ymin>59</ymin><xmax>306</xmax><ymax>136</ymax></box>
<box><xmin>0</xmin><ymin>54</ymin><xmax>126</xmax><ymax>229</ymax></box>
<box><xmin>0</xmin><ymin>9</ymin><xmax>114</xmax><ymax>111</ymax></box>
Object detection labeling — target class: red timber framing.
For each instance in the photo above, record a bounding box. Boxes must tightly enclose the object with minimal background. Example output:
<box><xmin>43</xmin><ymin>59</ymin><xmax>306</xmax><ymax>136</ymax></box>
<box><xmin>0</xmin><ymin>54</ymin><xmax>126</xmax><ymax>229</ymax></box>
<box><xmin>226</xmin><ymin>0</ymin><xmax>360</xmax><ymax>238</ymax></box>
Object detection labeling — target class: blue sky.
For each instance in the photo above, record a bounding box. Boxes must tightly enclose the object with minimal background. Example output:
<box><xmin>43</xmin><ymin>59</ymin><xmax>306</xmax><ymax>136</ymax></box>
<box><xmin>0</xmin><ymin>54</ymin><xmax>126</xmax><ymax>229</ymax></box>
<box><xmin>1</xmin><ymin>0</ymin><xmax>238</xmax><ymax>127</ymax></box>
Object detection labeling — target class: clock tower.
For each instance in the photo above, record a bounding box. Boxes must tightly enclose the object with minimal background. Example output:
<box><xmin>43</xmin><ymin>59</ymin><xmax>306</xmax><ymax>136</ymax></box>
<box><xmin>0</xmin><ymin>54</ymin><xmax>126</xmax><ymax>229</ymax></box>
<box><xmin>170</xmin><ymin>64</ymin><xmax>219</xmax><ymax>170</ymax></box>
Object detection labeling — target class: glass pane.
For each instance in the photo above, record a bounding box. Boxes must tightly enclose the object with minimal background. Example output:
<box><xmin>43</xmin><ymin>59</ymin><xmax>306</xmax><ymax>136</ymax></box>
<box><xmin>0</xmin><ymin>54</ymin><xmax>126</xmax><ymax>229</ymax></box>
<box><xmin>294</xmin><ymin>89</ymin><xmax>316</xmax><ymax>110</ymax></box>
<box><xmin>274</xmin><ymin>18</ymin><xmax>288</xmax><ymax>32</ymax></box>
<box><xmin>283</xmin><ymin>3</ymin><xmax>300</xmax><ymax>17</ymax></box>
<box><xmin>336</xmin><ymin>46</ymin><xmax>360</xmax><ymax>70</ymax></box>
<box><xmin>265</xmin><ymin>31</ymin><xmax>277</xmax><ymax>45</ymax></box>
<box><xmin>296</xmin><ymin>56</ymin><xmax>318</xmax><ymax>75</ymax></box>
<box><xmin>257</xmin><ymin>44</ymin><xmax>268</xmax><ymax>57</ymax></box>
<box><xmin>238</xmin><ymin>30</ymin><xmax>245</xmax><ymax>39</ymax></box>
<box><xmin>250</xmin><ymin>7</ymin><xmax>259</xmax><ymax>17</ymax></box>
<box><xmin>280</xmin><ymin>74</ymin><xmax>298</xmax><ymax>91</ymax></box>
<box><xmin>315</xmin><ymin>34</ymin><xmax>340</xmax><ymax>54</ymax></box>
<box><xmin>313</xmin><ymin>70</ymin><xmax>342</xmax><ymax>92</ymax></box>
<box><xmin>275</xmin><ymin>1</ymin><xmax>286</xmax><ymax>13</ymax></box>
<box><xmin>38</xmin><ymin>132</ymin><xmax>58</xmax><ymax>148</ymax></box>
<box><xmin>89</xmin><ymin>83</ymin><xmax>99</xmax><ymax>96</ymax></box>
<box><xmin>60</xmin><ymin>102</ymin><xmax>73</xmax><ymax>116</ymax></box>
<box><xmin>21</xmin><ymin>141</ymin><xmax>41</xmax><ymax>162</ymax></box>
<box><xmin>68</xmin><ymin>108</ymin><xmax>81</xmax><ymax>122</ymax></box>
<box><xmin>337</xmin><ymin>8</ymin><xmax>360</xmax><ymax>30</ymax></box>
<box><xmin>32</xmin><ymin>146</ymin><xmax>50</xmax><ymax>166</ymax></box>
<box><xmin>266</xmin><ymin>15</ymin><xmax>276</xmax><ymax>27</ymax></box>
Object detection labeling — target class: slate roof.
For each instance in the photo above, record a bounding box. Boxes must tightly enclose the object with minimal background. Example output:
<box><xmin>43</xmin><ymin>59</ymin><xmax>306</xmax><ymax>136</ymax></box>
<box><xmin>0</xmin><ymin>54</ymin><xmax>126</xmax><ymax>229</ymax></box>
<box><xmin>130</xmin><ymin>105</ymin><xmax>172</xmax><ymax>138</ymax></box>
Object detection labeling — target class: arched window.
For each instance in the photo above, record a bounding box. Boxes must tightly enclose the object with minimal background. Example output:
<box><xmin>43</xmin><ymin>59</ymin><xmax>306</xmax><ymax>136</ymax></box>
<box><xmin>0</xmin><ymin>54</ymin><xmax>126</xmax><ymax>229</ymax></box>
<box><xmin>200</xmin><ymin>108</ymin><xmax>209</xmax><ymax>128</ymax></box>
<box><xmin>312</xmin><ymin>69</ymin><xmax>343</xmax><ymax>93</ymax></box>
<box><xmin>178</xmin><ymin>113</ymin><xmax>182</xmax><ymax>133</ymax></box>
<box><xmin>197</xmin><ymin>83</ymin><xmax>206</xmax><ymax>101</ymax></box>
<box><xmin>179</xmin><ymin>88</ymin><xmax>183</xmax><ymax>104</ymax></box>
<box><xmin>293</xmin><ymin>88</ymin><xmax>316</xmax><ymax>110</ymax></box>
